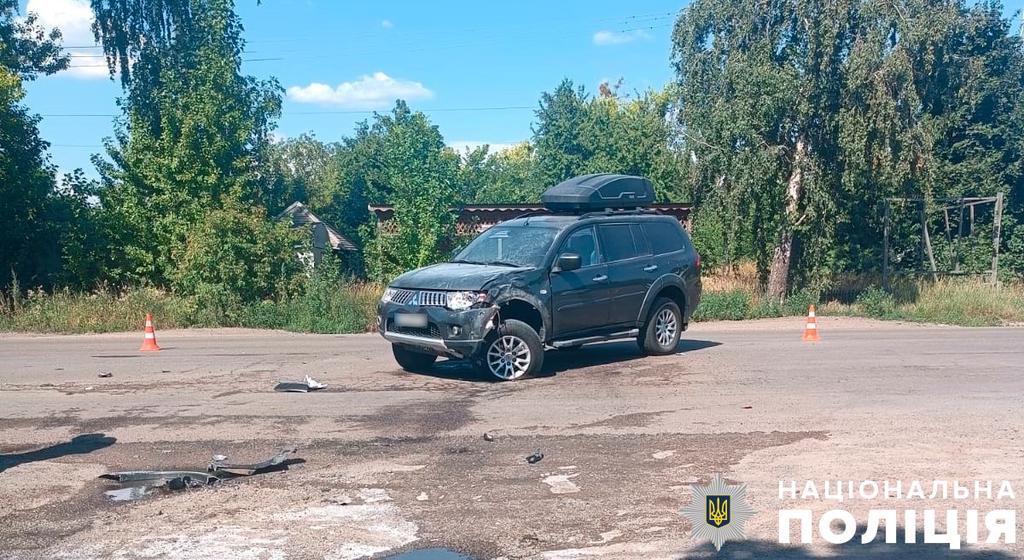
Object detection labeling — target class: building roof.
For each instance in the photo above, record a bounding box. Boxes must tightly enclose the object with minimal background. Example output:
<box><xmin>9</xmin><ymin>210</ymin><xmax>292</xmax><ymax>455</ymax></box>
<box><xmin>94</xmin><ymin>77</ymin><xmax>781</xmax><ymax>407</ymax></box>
<box><xmin>369</xmin><ymin>203</ymin><xmax>693</xmax><ymax>235</ymax></box>
<box><xmin>275</xmin><ymin>202</ymin><xmax>358</xmax><ymax>252</ymax></box>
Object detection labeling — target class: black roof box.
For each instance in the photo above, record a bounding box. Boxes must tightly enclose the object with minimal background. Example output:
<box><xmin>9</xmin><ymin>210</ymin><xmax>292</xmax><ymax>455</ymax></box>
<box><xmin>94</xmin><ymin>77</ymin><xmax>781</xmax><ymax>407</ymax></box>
<box><xmin>541</xmin><ymin>174</ymin><xmax>655</xmax><ymax>212</ymax></box>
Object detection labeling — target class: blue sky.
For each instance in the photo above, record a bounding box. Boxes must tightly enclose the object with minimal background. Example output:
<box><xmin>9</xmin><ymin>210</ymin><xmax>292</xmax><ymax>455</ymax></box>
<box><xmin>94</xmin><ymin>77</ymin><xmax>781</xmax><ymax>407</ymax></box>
<box><xmin>21</xmin><ymin>0</ymin><xmax>684</xmax><ymax>176</ymax></box>
<box><xmin>19</xmin><ymin>0</ymin><xmax>1024</xmax><ymax>178</ymax></box>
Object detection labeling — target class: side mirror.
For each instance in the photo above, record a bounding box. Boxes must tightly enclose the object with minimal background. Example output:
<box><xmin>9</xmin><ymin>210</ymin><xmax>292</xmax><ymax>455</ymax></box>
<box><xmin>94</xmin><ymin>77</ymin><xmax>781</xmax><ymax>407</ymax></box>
<box><xmin>555</xmin><ymin>252</ymin><xmax>581</xmax><ymax>272</ymax></box>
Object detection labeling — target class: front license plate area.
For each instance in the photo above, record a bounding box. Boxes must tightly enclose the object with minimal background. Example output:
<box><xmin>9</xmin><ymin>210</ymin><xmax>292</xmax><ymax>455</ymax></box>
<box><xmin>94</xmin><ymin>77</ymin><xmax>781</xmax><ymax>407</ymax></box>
<box><xmin>395</xmin><ymin>313</ymin><xmax>428</xmax><ymax>328</ymax></box>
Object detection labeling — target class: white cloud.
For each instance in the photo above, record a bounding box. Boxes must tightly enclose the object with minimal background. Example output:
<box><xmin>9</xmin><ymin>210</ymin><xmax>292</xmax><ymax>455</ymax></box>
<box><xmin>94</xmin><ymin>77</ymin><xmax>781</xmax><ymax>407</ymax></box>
<box><xmin>448</xmin><ymin>141</ymin><xmax>519</xmax><ymax>155</ymax></box>
<box><xmin>380</xmin><ymin>19</ymin><xmax>393</xmax><ymax>29</ymax></box>
<box><xmin>25</xmin><ymin>0</ymin><xmax>109</xmax><ymax>79</ymax></box>
<box><xmin>592</xmin><ymin>29</ymin><xmax>651</xmax><ymax>46</ymax></box>
<box><xmin>286</xmin><ymin>72</ymin><xmax>433</xmax><ymax>109</ymax></box>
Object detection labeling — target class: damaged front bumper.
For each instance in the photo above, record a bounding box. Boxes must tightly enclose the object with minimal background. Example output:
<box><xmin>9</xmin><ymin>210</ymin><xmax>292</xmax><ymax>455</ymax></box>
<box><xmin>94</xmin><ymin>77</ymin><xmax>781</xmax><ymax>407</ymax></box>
<box><xmin>377</xmin><ymin>301</ymin><xmax>498</xmax><ymax>359</ymax></box>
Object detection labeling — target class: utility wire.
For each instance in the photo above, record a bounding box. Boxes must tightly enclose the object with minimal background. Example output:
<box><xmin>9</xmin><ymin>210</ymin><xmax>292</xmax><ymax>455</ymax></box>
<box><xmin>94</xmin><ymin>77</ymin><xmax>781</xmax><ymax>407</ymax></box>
<box><xmin>40</xmin><ymin>105</ymin><xmax>536</xmax><ymax>118</ymax></box>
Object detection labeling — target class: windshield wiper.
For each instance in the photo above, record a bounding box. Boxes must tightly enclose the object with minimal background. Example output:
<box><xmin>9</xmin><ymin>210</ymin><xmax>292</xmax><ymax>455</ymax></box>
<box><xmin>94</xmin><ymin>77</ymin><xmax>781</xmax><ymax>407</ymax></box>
<box><xmin>484</xmin><ymin>260</ymin><xmax>524</xmax><ymax>267</ymax></box>
<box><xmin>451</xmin><ymin>259</ymin><xmax>484</xmax><ymax>265</ymax></box>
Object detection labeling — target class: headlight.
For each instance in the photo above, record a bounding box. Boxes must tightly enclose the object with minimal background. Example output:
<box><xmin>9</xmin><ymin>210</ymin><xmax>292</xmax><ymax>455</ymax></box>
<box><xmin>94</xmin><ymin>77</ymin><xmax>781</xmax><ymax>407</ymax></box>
<box><xmin>381</xmin><ymin>287</ymin><xmax>397</xmax><ymax>303</ymax></box>
<box><xmin>447</xmin><ymin>291</ymin><xmax>487</xmax><ymax>310</ymax></box>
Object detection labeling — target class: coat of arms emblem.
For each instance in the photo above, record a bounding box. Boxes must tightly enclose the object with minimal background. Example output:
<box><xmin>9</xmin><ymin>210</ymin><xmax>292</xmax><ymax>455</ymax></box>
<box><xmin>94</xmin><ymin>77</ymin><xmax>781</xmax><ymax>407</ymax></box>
<box><xmin>681</xmin><ymin>474</ymin><xmax>755</xmax><ymax>551</ymax></box>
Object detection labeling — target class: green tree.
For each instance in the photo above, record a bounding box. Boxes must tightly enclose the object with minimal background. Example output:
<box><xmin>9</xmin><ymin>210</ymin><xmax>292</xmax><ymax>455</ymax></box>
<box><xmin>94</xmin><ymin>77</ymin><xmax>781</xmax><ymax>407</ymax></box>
<box><xmin>0</xmin><ymin>0</ymin><xmax>68</xmax><ymax>288</ymax></box>
<box><xmin>460</xmin><ymin>142</ymin><xmax>543</xmax><ymax>204</ymax></box>
<box><xmin>90</xmin><ymin>0</ymin><xmax>284</xmax><ymax>290</ymax></box>
<box><xmin>673</xmin><ymin>0</ymin><xmax>849</xmax><ymax>299</ymax></box>
<box><xmin>533</xmin><ymin>80</ymin><xmax>592</xmax><ymax>187</ymax></box>
<box><xmin>172</xmin><ymin>200</ymin><xmax>303</xmax><ymax>321</ymax></box>
<box><xmin>44</xmin><ymin>171</ymin><xmax>108</xmax><ymax>290</ymax></box>
<box><xmin>673</xmin><ymin>0</ymin><xmax>1024</xmax><ymax>291</ymax></box>
<box><xmin>354</xmin><ymin>102</ymin><xmax>461</xmax><ymax>281</ymax></box>
<box><xmin>532</xmin><ymin>79</ymin><xmax>686</xmax><ymax>201</ymax></box>
<box><xmin>264</xmin><ymin>133</ymin><xmax>341</xmax><ymax>214</ymax></box>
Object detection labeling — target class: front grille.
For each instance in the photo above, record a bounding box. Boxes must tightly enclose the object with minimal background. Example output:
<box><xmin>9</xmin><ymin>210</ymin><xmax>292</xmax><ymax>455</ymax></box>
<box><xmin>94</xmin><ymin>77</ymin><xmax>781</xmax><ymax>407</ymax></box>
<box><xmin>390</xmin><ymin>288</ymin><xmax>416</xmax><ymax>305</ymax></box>
<box><xmin>417</xmin><ymin>290</ymin><xmax>448</xmax><ymax>307</ymax></box>
<box><xmin>387</xmin><ymin>320</ymin><xmax>442</xmax><ymax>339</ymax></box>
<box><xmin>389</xmin><ymin>289</ymin><xmax>448</xmax><ymax>307</ymax></box>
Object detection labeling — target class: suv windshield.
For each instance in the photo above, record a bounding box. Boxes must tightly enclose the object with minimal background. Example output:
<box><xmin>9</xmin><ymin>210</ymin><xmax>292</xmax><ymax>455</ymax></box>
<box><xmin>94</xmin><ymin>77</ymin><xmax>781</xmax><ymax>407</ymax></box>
<box><xmin>453</xmin><ymin>225</ymin><xmax>559</xmax><ymax>268</ymax></box>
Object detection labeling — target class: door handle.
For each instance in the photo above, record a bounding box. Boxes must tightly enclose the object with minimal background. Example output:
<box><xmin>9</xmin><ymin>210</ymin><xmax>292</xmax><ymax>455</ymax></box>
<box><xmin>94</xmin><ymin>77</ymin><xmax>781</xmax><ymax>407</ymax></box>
<box><xmin>593</xmin><ymin>274</ymin><xmax>608</xmax><ymax>282</ymax></box>
<box><xmin>643</xmin><ymin>264</ymin><xmax>658</xmax><ymax>272</ymax></box>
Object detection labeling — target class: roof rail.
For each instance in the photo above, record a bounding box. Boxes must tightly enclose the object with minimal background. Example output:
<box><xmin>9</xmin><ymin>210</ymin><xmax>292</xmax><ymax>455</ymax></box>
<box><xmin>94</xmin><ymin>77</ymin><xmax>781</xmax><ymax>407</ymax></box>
<box><xmin>577</xmin><ymin>208</ymin><xmax>662</xmax><ymax>220</ymax></box>
<box><xmin>513</xmin><ymin>209</ymin><xmax>551</xmax><ymax>221</ymax></box>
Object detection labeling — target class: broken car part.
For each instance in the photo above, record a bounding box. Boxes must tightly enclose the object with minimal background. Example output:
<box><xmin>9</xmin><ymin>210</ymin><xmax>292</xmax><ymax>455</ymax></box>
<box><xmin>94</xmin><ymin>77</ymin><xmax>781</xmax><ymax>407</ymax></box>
<box><xmin>274</xmin><ymin>375</ymin><xmax>326</xmax><ymax>392</ymax></box>
<box><xmin>208</xmin><ymin>447</ymin><xmax>296</xmax><ymax>476</ymax></box>
<box><xmin>100</xmin><ymin>448</ymin><xmax>300</xmax><ymax>500</ymax></box>
<box><xmin>99</xmin><ymin>470</ymin><xmax>219</xmax><ymax>487</ymax></box>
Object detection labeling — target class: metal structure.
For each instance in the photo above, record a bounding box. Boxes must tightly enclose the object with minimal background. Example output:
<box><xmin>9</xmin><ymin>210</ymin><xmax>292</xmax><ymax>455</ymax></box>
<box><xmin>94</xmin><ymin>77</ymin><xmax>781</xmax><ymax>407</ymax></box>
<box><xmin>882</xmin><ymin>194</ymin><xmax>1004</xmax><ymax>288</ymax></box>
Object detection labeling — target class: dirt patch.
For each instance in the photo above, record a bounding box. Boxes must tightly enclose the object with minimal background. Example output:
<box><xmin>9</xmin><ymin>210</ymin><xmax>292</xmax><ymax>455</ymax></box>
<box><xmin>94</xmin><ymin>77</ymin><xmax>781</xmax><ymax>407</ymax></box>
<box><xmin>571</xmin><ymin>410</ymin><xmax>675</xmax><ymax>429</ymax></box>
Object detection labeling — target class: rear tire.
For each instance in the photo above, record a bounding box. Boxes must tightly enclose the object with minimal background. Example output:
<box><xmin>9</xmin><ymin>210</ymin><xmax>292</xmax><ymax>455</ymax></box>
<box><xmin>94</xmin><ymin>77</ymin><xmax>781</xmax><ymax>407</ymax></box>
<box><xmin>476</xmin><ymin>319</ymin><xmax>544</xmax><ymax>381</ymax></box>
<box><xmin>638</xmin><ymin>297</ymin><xmax>682</xmax><ymax>355</ymax></box>
<box><xmin>392</xmin><ymin>345</ymin><xmax>437</xmax><ymax>372</ymax></box>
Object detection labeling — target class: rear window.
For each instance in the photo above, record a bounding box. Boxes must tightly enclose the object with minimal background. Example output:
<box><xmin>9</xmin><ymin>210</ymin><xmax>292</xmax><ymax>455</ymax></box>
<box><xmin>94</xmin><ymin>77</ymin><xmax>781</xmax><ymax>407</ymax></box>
<box><xmin>642</xmin><ymin>221</ymin><xmax>688</xmax><ymax>255</ymax></box>
<box><xmin>598</xmin><ymin>224</ymin><xmax>641</xmax><ymax>262</ymax></box>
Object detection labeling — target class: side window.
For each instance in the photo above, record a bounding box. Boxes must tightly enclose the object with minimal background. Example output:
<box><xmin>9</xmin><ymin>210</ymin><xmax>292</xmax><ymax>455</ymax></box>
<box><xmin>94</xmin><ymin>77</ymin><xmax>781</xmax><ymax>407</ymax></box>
<box><xmin>560</xmin><ymin>226</ymin><xmax>601</xmax><ymax>267</ymax></box>
<box><xmin>630</xmin><ymin>224</ymin><xmax>651</xmax><ymax>256</ymax></box>
<box><xmin>598</xmin><ymin>224</ymin><xmax>640</xmax><ymax>262</ymax></box>
<box><xmin>643</xmin><ymin>221</ymin><xmax>687</xmax><ymax>255</ymax></box>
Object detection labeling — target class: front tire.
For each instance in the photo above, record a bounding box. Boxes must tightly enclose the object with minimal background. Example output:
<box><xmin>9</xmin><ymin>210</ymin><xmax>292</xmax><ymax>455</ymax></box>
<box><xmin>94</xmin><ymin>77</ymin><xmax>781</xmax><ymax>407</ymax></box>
<box><xmin>638</xmin><ymin>297</ymin><xmax>682</xmax><ymax>355</ymax></box>
<box><xmin>477</xmin><ymin>319</ymin><xmax>544</xmax><ymax>381</ymax></box>
<box><xmin>392</xmin><ymin>345</ymin><xmax>437</xmax><ymax>372</ymax></box>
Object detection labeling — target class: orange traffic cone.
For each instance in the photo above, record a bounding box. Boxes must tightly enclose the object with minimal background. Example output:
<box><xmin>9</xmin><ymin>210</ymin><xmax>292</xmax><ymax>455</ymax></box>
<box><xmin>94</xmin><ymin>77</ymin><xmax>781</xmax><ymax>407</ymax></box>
<box><xmin>140</xmin><ymin>313</ymin><xmax>161</xmax><ymax>352</ymax></box>
<box><xmin>802</xmin><ymin>305</ymin><xmax>820</xmax><ymax>342</ymax></box>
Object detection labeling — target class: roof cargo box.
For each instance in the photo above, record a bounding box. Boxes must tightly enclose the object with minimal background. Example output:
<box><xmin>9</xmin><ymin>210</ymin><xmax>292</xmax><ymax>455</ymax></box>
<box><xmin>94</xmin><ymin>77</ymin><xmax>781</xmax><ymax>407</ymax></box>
<box><xmin>541</xmin><ymin>174</ymin><xmax>654</xmax><ymax>212</ymax></box>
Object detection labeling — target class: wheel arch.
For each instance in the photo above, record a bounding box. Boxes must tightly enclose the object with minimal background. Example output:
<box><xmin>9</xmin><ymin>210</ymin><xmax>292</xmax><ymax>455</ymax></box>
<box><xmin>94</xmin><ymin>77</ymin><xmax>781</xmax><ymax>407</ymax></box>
<box><xmin>636</xmin><ymin>275</ymin><xmax>687</xmax><ymax>324</ymax></box>
<box><xmin>495</xmin><ymin>295</ymin><xmax>548</xmax><ymax>341</ymax></box>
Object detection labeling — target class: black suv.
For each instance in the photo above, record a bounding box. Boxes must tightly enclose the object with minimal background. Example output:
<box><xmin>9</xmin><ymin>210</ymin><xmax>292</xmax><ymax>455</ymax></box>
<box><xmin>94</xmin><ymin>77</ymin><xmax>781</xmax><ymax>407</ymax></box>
<box><xmin>377</xmin><ymin>174</ymin><xmax>701</xmax><ymax>380</ymax></box>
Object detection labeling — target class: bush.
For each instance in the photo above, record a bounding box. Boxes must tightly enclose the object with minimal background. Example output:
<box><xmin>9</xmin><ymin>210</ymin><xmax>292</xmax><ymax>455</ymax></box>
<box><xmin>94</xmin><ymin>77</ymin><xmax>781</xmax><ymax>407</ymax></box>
<box><xmin>782</xmin><ymin>289</ymin><xmax>819</xmax><ymax>316</ymax></box>
<box><xmin>855</xmin><ymin>286</ymin><xmax>898</xmax><ymax>319</ymax></box>
<box><xmin>692</xmin><ymin>290</ymin><xmax>752</xmax><ymax>321</ymax></box>
<box><xmin>171</xmin><ymin>203</ymin><xmax>304</xmax><ymax>311</ymax></box>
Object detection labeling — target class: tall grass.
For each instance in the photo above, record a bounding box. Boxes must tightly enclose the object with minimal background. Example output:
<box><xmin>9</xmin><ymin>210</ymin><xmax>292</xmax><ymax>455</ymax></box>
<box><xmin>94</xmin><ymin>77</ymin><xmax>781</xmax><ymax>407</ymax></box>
<box><xmin>0</xmin><ymin>282</ymin><xmax>384</xmax><ymax>334</ymax></box>
<box><xmin>1</xmin><ymin>267</ymin><xmax>1021</xmax><ymax>333</ymax></box>
<box><xmin>693</xmin><ymin>265</ymin><xmax>1024</xmax><ymax>326</ymax></box>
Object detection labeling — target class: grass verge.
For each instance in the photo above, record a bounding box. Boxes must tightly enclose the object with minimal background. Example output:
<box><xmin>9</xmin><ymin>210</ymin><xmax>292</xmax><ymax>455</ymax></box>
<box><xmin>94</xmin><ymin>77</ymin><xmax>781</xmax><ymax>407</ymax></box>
<box><xmin>2</xmin><ymin>274</ymin><xmax>1021</xmax><ymax>334</ymax></box>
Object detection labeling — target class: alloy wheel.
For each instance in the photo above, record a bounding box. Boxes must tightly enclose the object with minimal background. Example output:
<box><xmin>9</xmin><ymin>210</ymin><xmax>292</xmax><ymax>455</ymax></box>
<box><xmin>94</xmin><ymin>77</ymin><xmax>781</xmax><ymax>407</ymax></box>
<box><xmin>654</xmin><ymin>307</ymin><xmax>678</xmax><ymax>348</ymax></box>
<box><xmin>486</xmin><ymin>335</ymin><xmax>532</xmax><ymax>380</ymax></box>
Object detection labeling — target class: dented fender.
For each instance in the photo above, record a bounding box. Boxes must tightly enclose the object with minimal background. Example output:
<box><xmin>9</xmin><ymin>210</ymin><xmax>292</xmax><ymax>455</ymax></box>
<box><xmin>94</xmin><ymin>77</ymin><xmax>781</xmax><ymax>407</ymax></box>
<box><xmin>483</xmin><ymin>269</ymin><xmax>552</xmax><ymax>341</ymax></box>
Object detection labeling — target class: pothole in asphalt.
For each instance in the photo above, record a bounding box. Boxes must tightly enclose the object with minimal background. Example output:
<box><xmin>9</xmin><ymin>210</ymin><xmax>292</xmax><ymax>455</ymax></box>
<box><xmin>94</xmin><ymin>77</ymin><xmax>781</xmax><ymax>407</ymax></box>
<box><xmin>385</xmin><ymin>549</ymin><xmax>473</xmax><ymax>559</ymax></box>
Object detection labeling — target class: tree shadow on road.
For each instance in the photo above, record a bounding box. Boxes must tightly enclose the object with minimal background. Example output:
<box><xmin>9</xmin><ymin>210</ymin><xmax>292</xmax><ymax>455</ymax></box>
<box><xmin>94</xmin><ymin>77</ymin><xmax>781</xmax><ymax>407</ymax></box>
<box><xmin>412</xmin><ymin>338</ymin><xmax>721</xmax><ymax>383</ymax></box>
<box><xmin>0</xmin><ymin>433</ymin><xmax>116</xmax><ymax>473</ymax></box>
<box><xmin>684</xmin><ymin>526</ymin><xmax>1015</xmax><ymax>559</ymax></box>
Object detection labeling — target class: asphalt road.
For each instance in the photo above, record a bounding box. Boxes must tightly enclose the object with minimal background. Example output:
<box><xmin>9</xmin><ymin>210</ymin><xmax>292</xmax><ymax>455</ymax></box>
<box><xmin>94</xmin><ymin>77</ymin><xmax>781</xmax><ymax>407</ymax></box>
<box><xmin>1</xmin><ymin>317</ymin><xmax>1022</xmax><ymax>559</ymax></box>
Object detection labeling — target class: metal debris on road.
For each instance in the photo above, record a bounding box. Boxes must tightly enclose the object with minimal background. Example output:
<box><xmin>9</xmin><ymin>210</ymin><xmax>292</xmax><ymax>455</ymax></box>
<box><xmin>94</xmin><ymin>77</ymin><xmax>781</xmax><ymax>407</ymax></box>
<box><xmin>98</xmin><ymin>372</ymin><xmax>112</xmax><ymax>378</ymax></box>
<box><xmin>526</xmin><ymin>450</ymin><xmax>544</xmax><ymax>464</ymax></box>
<box><xmin>273</xmin><ymin>375</ymin><xmax>327</xmax><ymax>392</ymax></box>
<box><xmin>208</xmin><ymin>448</ymin><xmax>296</xmax><ymax>476</ymax></box>
<box><xmin>304</xmin><ymin>375</ymin><xmax>326</xmax><ymax>389</ymax></box>
<box><xmin>100</xmin><ymin>470</ymin><xmax>219</xmax><ymax>487</ymax></box>
<box><xmin>100</xmin><ymin>448</ymin><xmax>300</xmax><ymax>501</ymax></box>
<box><xmin>483</xmin><ymin>432</ymin><xmax>494</xmax><ymax>442</ymax></box>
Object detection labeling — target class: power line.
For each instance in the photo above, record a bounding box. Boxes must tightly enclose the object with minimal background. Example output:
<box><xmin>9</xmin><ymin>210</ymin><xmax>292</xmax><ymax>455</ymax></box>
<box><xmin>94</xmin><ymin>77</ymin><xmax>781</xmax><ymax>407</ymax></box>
<box><xmin>40</xmin><ymin>105</ymin><xmax>536</xmax><ymax>118</ymax></box>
